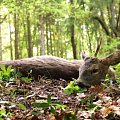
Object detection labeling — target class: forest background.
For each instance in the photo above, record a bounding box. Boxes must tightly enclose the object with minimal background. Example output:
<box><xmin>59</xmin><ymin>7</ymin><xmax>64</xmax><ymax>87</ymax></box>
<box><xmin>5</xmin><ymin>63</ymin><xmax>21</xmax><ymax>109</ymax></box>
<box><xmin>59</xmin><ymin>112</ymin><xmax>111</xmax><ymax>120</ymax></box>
<box><xmin>0</xmin><ymin>0</ymin><xmax>120</xmax><ymax>61</ymax></box>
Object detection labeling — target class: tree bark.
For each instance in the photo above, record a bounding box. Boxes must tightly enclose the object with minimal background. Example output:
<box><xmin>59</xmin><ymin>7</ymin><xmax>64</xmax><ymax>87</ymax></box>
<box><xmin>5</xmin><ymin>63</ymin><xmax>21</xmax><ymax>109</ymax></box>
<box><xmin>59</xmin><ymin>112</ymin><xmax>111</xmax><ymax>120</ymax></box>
<box><xmin>40</xmin><ymin>15</ymin><xmax>45</xmax><ymax>55</ymax></box>
<box><xmin>92</xmin><ymin>16</ymin><xmax>110</xmax><ymax>36</ymax></box>
<box><xmin>46</xmin><ymin>18</ymin><xmax>49</xmax><ymax>55</ymax></box>
<box><xmin>14</xmin><ymin>13</ymin><xmax>20</xmax><ymax>59</ymax></box>
<box><xmin>9</xmin><ymin>16</ymin><xmax>13</xmax><ymax>60</ymax></box>
<box><xmin>0</xmin><ymin>56</ymin><xmax>82</xmax><ymax>80</ymax></box>
<box><xmin>0</xmin><ymin>22</ymin><xmax>2</xmax><ymax>60</ymax></box>
<box><xmin>70</xmin><ymin>0</ymin><xmax>77</xmax><ymax>59</ymax></box>
<box><xmin>101</xmin><ymin>50</ymin><xmax>120</xmax><ymax>66</ymax></box>
<box><xmin>27</xmin><ymin>12</ymin><xmax>33</xmax><ymax>57</ymax></box>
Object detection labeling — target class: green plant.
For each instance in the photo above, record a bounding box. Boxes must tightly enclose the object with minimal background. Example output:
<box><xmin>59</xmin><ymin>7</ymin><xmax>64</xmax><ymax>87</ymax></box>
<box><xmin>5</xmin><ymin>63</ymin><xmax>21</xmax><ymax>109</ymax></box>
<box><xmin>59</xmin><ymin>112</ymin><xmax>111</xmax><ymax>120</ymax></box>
<box><xmin>0</xmin><ymin>109</ymin><xmax>11</xmax><ymax>120</ymax></box>
<box><xmin>16</xmin><ymin>104</ymin><xmax>26</xmax><ymax>110</ymax></box>
<box><xmin>0</xmin><ymin>65</ymin><xmax>16</xmax><ymax>82</ymax></box>
<box><xmin>81</xmin><ymin>95</ymin><xmax>102</xmax><ymax>111</ymax></box>
<box><xmin>33</xmin><ymin>95</ymin><xmax>66</xmax><ymax>115</ymax></box>
<box><xmin>21</xmin><ymin>77</ymin><xmax>32</xmax><ymax>82</ymax></box>
<box><xmin>115</xmin><ymin>64</ymin><xmax>120</xmax><ymax>84</ymax></box>
<box><xmin>64</xmin><ymin>80</ymin><xmax>87</xmax><ymax>95</ymax></box>
<box><xmin>63</xmin><ymin>112</ymin><xmax>79</xmax><ymax>120</ymax></box>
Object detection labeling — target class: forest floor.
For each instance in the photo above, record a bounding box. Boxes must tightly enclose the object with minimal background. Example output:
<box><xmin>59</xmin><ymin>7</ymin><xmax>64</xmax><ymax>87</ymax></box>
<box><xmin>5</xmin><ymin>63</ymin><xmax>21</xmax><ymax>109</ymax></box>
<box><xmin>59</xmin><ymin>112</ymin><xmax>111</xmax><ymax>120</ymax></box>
<box><xmin>0</xmin><ymin>78</ymin><xmax>120</xmax><ymax>120</ymax></box>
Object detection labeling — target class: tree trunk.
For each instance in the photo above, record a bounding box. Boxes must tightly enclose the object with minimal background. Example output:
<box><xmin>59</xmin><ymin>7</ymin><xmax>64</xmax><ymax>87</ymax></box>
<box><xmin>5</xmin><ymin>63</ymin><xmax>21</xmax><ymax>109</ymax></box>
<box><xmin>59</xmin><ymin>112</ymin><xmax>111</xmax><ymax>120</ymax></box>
<box><xmin>46</xmin><ymin>18</ymin><xmax>49</xmax><ymax>55</ymax></box>
<box><xmin>40</xmin><ymin>15</ymin><xmax>45</xmax><ymax>55</ymax></box>
<box><xmin>0</xmin><ymin>23</ymin><xmax>2</xmax><ymax>60</ymax></box>
<box><xmin>70</xmin><ymin>0</ymin><xmax>77</xmax><ymax>59</ymax></box>
<box><xmin>0</xmin><ymin>8</ymin><xmax>2</xmax><ymax>60</ymax></box>
<box><xmin>27</xmin><ymin>12</ymin><xmax>33</xmax><ymax>57</ymax></box>
<box><xmin>14</xmin><ymin>13</ymin><xmax>20</xmax><ymax>59</ymax></box>
<box><xmin>49</xmin><ymin>22</ymin><xmax>53</xmax><ymax>55</ymax></box>
<box><xmin>9</xmin><ymin>16</ymin><xmax>13</xmax><ymax>60</ymax></box>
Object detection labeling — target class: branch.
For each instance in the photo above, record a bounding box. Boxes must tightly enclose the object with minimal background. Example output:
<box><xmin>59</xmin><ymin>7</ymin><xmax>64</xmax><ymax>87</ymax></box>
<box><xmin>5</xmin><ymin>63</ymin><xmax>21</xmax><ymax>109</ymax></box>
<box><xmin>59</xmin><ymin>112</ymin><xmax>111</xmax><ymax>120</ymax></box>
<box><xmin>0</xmin><ymin>15</ymin><xmax>7</xmax><ymax>24</ymax></box>
<box><xmin>100</xmin><ymin>50</ymin><xmax>120</xmax><ymax>66</ymax></box>
<box><xmin>92</xmin><ymin>16</ymin><xmax>110</xmax><ymax>36</ymax></box>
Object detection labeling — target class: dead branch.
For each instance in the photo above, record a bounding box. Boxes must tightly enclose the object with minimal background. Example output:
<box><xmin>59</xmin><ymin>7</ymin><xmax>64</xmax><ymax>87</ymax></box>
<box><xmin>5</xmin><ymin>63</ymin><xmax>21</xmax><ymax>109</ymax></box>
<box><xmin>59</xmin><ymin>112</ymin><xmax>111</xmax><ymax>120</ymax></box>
<box><xmin>100</xmin><ymin>50</ymin><xmax>120</xmax><ymax>65</ymax></box>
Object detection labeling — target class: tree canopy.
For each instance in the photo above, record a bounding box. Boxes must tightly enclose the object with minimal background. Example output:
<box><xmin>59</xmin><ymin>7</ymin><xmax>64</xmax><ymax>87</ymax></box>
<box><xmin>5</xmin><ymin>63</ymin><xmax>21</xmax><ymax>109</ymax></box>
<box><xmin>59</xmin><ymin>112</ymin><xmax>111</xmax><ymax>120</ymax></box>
<box><xmin>0</xmin><ymin>0</ymin><xmax>120</xmax><ymax>60</ymax></box>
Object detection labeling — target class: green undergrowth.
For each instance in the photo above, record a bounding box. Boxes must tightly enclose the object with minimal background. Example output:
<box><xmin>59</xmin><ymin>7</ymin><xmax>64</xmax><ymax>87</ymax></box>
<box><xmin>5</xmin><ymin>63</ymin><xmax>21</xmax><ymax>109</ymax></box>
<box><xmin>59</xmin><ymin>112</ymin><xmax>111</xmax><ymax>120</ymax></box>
<box><xmin>64</xmin><ymin>80</ymin><xmax>87</xmax><ymax>95</ymax></box>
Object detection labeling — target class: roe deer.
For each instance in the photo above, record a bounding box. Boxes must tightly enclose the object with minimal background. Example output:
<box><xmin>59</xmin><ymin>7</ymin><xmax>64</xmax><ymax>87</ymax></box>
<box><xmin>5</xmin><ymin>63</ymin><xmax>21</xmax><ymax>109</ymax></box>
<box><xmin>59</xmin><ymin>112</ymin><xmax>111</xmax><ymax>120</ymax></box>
<box><xmin>75</xmin><ymin>51</ymin><xmax>120</xmax><ymax>86</ymax></box>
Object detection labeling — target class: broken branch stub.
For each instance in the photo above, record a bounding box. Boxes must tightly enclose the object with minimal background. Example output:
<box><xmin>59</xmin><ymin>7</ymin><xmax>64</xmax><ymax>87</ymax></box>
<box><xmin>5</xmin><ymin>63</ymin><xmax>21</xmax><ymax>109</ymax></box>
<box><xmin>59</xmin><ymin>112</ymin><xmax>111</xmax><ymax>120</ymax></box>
<box><xmin>100</xmin><ymin>50</ymin><xmax>120</xmax><ymax>66</ymax></box>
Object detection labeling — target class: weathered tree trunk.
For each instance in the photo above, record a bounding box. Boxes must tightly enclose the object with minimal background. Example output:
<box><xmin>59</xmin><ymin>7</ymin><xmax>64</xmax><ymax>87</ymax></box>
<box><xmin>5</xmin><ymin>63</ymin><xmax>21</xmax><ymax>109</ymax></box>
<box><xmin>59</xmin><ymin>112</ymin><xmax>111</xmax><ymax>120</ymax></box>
<box><xmin>27</xmin><ymin>12</ymin><xmax>33</xmax><ymax>57</ymax></box>
<box><xmin>0</xmin><ymin>22</ymin><xmax>2</xmax><ymax>60</ymax></box>
<box><xmin>70</xmin><ymin>0</ymin><xmax>77</xmax><ymax>59</ymax></box>
<box><xmin>40</xmin><ymin>15</ymin><xmax>45</xmax><ymax>55</ymax></box>
<box><xmin>9</xmin><ymin>16</ymin><xmax>13</xmax><ymax>60</ymax></box>
<box><xmin>46</xmin><ymin>18</ymin><xmax>50</xmax><ymax>55</ymax></box>
<box><xmin>0</xmin><ymin>56</ymin><xmax>82</xmax><ymax>80</ymax></box>
<box><xmin>14</xmin><ymin>13</ymin><xmax>20</xmax><ymax>59</ymax></box>
<box><xmin>0</xmin><ymin>9</ymin><xmax>1</xmax><ymax>60</ymax></box>
<box><xmin>49</xmin><ymin>23</ymin><xmax>53</xmax><ymax>55</ymax></box>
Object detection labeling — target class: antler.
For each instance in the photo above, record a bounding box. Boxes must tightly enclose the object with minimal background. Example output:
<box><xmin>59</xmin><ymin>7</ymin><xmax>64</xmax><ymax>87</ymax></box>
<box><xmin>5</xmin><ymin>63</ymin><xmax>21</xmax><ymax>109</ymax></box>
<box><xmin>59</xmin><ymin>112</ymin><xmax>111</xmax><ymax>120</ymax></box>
<box><xmin>100</xmin><ymin>50</ymin><xmax>120</xmax><ymax>66</ymax></box>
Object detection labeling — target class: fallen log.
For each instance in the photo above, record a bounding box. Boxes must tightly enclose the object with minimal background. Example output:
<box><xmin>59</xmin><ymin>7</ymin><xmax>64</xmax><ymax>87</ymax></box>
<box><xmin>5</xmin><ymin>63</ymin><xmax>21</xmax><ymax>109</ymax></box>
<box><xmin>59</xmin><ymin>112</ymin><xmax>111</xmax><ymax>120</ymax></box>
<box><xmin>0</xmin><ymin>56</ymin><xmax>82</xmax><ymax>80</ymax></box>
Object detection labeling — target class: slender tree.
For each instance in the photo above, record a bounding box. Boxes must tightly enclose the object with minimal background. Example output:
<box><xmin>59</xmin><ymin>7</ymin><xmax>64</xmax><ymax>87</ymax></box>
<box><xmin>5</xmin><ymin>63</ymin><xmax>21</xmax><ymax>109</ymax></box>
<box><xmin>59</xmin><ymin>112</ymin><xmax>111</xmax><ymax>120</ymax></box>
<box><xmin>27</xmin><ymin>12</ymin><xmax>33</xmax><ymax>57</ymax></box>
<box><xmin>70</xmin><ymin>0</ymin><xmax>77</xmax><ymax>59</ymax></box>
<box><xmin>9</xmin><ymin>15</ymin><xmax>13</xmax><ymax>60</ymax></box>
<box><xmin>40</xmin><ymin>15</ymin><xmax>45</xmax><ymax>55</ymax></box>
<box><xmin>0</xmin><ymin>23</ymin><xmax>2</xmax><ymax>60</ymax></box>
<box><xmin>14</xmin><ymin>13</ymin><xmax>20</xmax><ymax>59</ymax></box>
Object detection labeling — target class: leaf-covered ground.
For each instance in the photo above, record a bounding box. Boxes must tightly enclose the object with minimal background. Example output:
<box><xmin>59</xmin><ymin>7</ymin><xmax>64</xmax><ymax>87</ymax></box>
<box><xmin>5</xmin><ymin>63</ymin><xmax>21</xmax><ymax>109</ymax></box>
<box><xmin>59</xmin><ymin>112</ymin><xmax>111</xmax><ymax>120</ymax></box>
<box><xmin>0</xmin><ymin>78</ymin><xmax>120</xmax><ymax>120</ymax></box>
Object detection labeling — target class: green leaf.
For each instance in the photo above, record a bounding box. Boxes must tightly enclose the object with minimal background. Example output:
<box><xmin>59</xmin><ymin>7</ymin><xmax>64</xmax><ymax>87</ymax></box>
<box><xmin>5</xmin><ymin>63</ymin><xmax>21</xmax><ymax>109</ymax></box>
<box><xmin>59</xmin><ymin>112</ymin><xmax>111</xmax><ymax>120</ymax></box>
<box><xmin>0</xmin><ymin>109</ymin><xmax>6</xmax><ymax>116</ymax></box>
<box><xmin>69</xmin><ymin>80</ymin><xmax>75</xmax><ymax>86</ymax></box>
<box><xmin>47</xmin><ymin>95</ymin><xmax>51</xmax><ymax>104</ymax></box>
<box><xmin>0</xmin><ymin>65</ymin><xmax>6</xmax><ymax>73</ymax></box>
<box><xmin>64</xmin><ymin>80</ymin><xmax>84</xmax><ymax>95</ymax></box>
<box><xmin>64</xmin><ymin>87</ymin><xmax>73</xmax><ymax>95</ymax></box>
<box><xmin>21</xmin><ymin>77</ymin><xmax>32</xmax><ymax>82</ymax></box>
<box><xmin>16</xmin><ymin>104</ymin><xmax>26</xmax><ymax>110</ymax></box>
<box><xmin>0</xmin><ymin>71</ymin><xmax>3</xmax><ymax>80</ymax></box>
<box><xmin>87</xmin><ymin>104</ymin><xmax>97</xmax><ymax>110</ymax></box>
<box><xmin>50</xmin><ymin>106</ymin><xmax>56</xmax><ymax>115</ymax></box>
<box><xmin>6</xmin><ymin>65</ymin><xmax>12</xmax><ymax>74</ymax></box>
<box><xmin>0</xmin><ymin>117</ymin><xmax>3</xmax><ymax>120</ymax></box>
<box><xmin>73</xmin><ymin>86</ymin><xmax>79</xmax><ymax>91</ymax></box>
<box><xmin>33</xmin><ymin>103</ymin><xmax>49</xmax><ymax>108</ymax></box>
<box><xmin>31</xmin><ymin>111</ymin><xmax>39</xmax><ymax>115</ymax></box>
<box><xmin>81</xmin><ymin>98</ymin><xmax>88</xmax><ymax>104</ymax></box>
<box><xmin>51</xmin><ymin>101</ymin><xmax>61</xmax><ymax>104</ymax></box>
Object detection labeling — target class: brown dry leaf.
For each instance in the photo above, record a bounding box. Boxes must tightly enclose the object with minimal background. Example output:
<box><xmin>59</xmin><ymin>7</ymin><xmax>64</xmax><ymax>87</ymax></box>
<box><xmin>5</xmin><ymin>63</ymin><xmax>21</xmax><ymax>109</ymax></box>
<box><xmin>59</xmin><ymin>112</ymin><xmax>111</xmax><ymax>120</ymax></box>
<box><xmin>110</xmin><ymin>105</ymin><xmax>120</xmax><ymax>116</ymax></box>
<box><xmin>93</xmin><ymin>111</ymin><xmax>102</xmax><ymax>119</ymax></box>
<box><xmin>117</xmin><ymin>99</ymin><xmax>120</xmax><ymax>105</ymax></box>
<box><xmin>111</xmin><ymin>100</ymin><xmax>118</xmax><ymax>105</ymax></box>
<box><xmin>93</xmin><ymin>99</ymin><xmax>103</xmax><ymax>106</ymax></box>
<box><xmin>101</xmin><ymin>107</ymin><xmax>113</xmax><ymax>117</ymax></box>
<box><xmin>102</xmin><ymin>96</ymin><xmax>111</xmax><ymax>104</ymax></box>
<box><xmin>26</xmin><ymin>115</ymin><xmax>39</xmax><ymax>120</ymax></box>
<box><xmin>47</xmin><ymin>114</ymin><xmax>56</xmax><ymax>120</ymax></box>
<box><xmin>89</xmin><ymin>85</ymin><xmax>104</xmax><ymax>94</ymax></box>
<box><xmin>77</xmin><ymin>110</ymin><xmax>93</xmax><ymax>119</ymax></box>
